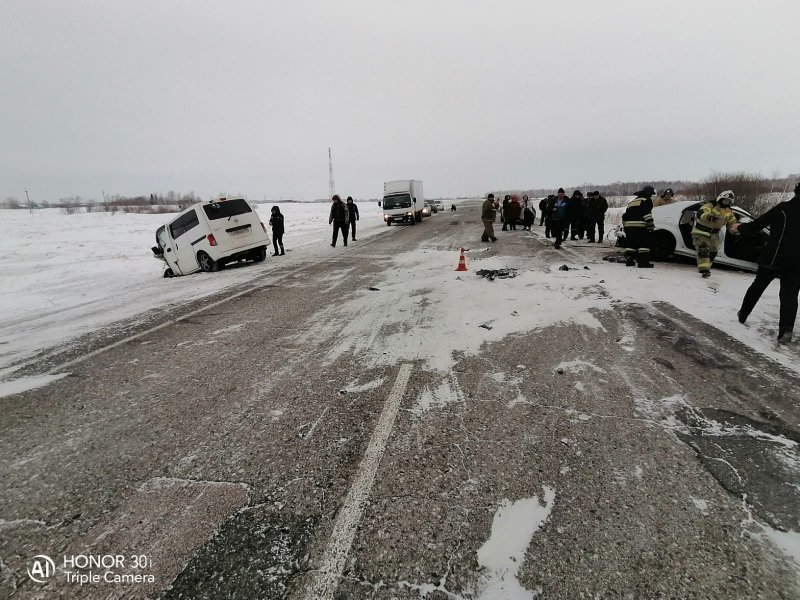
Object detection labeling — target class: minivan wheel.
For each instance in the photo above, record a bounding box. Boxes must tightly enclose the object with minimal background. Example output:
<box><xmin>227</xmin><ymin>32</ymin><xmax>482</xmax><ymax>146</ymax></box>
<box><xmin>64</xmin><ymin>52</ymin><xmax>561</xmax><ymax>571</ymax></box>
<box><xmin>163</xmin><ymin>267</ymin><xmax>174</xmax><ymax>278</ymax></box>
<box><xmin>253</xmin><ymin>246</ymin><xmax>267</xmax><ymax>262</ymax></box>
<box><xmin>197</xmin><ymin>251</ymin><xmax>218</xmax><ymax>272</ymax></box>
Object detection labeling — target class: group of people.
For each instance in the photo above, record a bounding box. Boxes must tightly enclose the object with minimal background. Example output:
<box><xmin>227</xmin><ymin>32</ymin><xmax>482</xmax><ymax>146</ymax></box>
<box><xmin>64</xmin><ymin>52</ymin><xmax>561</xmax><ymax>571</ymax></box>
<box><xmin>328</xmin><ymin>195</ymin><xmax>360</xmax><ymax>248</ymax></box>
<box><xmin>479</xmin><ymin>183</ymin><xmax>799</xmax><ymax>344</ymax></box>
<box><xmin>540</xmin><ymin>188</ymin><xmax>609</xmax><ymax>249</ymax></box>
<box><xmin>479</xmin><ymin>189</ymin><xmax>609</xmax><ymax>248</ymax></box>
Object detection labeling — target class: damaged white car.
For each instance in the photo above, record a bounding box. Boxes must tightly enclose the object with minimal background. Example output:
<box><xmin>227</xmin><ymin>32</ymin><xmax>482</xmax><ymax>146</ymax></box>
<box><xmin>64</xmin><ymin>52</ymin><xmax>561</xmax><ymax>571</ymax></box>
<box><xmin>615</xmin><ymin>200</ymin><xmax>769</xmax><ymax>272</ymax></box>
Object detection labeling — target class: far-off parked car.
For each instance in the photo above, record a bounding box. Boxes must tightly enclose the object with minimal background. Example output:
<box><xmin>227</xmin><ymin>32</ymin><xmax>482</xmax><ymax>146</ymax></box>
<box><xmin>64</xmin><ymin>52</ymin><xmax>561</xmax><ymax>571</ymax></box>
<box><xmin>152</xmin><ymin>197</ymin><xmax>269</xmax><ymax>277</ymax></box>
<box><xmin>615</xmin><ymin>200</ymin><xmax>769</xmax><ymax>272</ymax></box>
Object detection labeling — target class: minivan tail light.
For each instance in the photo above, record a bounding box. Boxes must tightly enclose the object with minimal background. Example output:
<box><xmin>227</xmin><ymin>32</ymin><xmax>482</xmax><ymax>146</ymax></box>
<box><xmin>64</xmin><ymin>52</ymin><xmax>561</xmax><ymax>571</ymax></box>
<box><xmin>261</xmin><ymin>222</ymin><xmax>266</xmax><ymax>233</ymax></box>
<box><xmin>207</xmin><ymin>234</ymin><xmax>217</xmax><ymax>246</ymax></box>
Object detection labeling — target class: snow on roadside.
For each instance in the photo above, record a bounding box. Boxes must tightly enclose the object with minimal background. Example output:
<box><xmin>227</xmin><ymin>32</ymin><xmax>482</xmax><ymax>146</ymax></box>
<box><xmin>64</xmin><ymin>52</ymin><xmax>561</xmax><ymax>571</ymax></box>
<box><xmin>0</xmin><ymin>373</ymin><xmax>70</xmax><ymax>399</ymax></box>
<box><xmin>475</xmin><ymin>487</ymin><xmax>556</xmax><ymax>599</ymax></box>
<box><xmin>0</xmin><ymin>203</ymin><xmax>387</xmax><ymax>378</ymax></box>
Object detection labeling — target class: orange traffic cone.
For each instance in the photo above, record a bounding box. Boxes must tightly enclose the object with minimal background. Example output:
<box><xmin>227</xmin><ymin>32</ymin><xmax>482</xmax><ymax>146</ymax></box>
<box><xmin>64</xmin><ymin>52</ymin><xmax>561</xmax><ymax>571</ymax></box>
<box><xmin>455</xmin><ymin>247</ymin><xmax>468</xmax><ymax>271</ymax></box>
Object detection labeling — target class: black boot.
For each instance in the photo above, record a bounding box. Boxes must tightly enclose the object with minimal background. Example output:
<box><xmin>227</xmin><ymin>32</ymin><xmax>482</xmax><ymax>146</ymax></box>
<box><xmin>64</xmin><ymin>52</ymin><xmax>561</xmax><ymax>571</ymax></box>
<box><xmin>625</xmin><ymin>255</ymin><xmax>636</xmax><ymax>267</ymax></box>
<box><xmin>778</xmin><ymin>329</ymin><xmax>793</xmax><ymax>344</ymax></box>
<box><xmin>637</xmin><ymin>254</ymin><xmax>654</xmax><ymax>268</ymax></box>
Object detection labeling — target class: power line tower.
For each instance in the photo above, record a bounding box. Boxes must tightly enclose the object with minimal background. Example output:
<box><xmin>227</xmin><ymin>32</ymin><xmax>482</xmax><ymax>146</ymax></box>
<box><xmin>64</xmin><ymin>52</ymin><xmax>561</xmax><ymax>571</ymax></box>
<box><xmin>328</xmin><ymin>147</ymin><xmax>336</xmax><ymax>199</ymax></box>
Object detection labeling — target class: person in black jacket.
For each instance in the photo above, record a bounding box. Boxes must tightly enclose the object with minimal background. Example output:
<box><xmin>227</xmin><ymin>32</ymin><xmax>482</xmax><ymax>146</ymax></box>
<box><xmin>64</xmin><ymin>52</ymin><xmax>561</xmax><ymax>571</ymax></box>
<box><xmin>501</xmin><ymin>195</ymin><xmax>511</xmax><ymax>231</ymax></box>
<box><xmin>268</xmin><ymin>206</ymin><xmax>285</xmax><ymax>256</ymax></box>
<box><xmin>538</xmin><ymin>197</ymin><xmax>548</xmax><ymax>227</ymax></box>
<box><xmin>622</xmin><ymin>186</ymin><xmax>656</xmax><ymax>267</ymax></box>
<box><xmin>346</xmin><ymin>196</ymin><xmax>360</xmax><ymax>241</ymax></box>
<box><xmin>585</xmin><ymin>191</ymin><xmax>609</xmax><ymax>243</ymax></box>
<box><xmin>737</xmin><ymin>182</ymin><xmax>800</xmax><ymax>344</ymax></box>
<box><xmin>329</xmin><ymin>195</ymin><xmax>349</xmax><ymax>247</ymax></box>
<box><xmin>568</xmin><ymin>190</ymin><xmax>584</xmax><ymax>240</ymax></box>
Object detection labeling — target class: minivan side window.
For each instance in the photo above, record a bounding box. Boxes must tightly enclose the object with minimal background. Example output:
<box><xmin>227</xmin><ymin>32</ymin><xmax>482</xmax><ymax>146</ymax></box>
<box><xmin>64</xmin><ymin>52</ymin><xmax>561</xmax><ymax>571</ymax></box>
<box><xmin>203</xmin><ymin>199</ymin><xmax>252</xmax><ymax>220</ymax></box>
<box><xmin>169</xmin><ymin>209</ymin><xmax>200</xmax><ymax>239</ymax></box>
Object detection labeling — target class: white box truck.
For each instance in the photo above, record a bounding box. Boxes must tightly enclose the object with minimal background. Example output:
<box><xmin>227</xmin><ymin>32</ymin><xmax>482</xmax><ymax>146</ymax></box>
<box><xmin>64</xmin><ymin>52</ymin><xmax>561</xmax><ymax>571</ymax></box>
<box><xmin>382</xmin><ymin>180</ymin><xmax>424</xmax><ymax>225</ymax></box>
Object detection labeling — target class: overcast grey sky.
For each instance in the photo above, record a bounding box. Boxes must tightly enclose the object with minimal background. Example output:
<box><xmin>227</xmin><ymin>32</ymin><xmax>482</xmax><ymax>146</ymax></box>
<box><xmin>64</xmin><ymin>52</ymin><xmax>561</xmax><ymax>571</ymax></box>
<box><xmin>2</xmin><ymin>0</ymin><xmax>799</xmax><ymax>201</ymax></box>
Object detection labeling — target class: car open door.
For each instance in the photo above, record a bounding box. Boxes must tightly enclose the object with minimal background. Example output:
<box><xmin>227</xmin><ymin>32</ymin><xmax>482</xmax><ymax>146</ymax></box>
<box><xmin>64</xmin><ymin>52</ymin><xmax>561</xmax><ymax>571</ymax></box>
<box><xmin>722</xmin><ymin>211</ymin><xmax>768</xmax><ymax>271</ymax></box>
<box><xmin>168</xmin><ymin>209</ymin><xmax>201</xmax><ymax>275</ymax></box>
<box><xmin>157</xmin><ymin>225</ymin><xmax>181</xmax><ymax>275</ymax></box>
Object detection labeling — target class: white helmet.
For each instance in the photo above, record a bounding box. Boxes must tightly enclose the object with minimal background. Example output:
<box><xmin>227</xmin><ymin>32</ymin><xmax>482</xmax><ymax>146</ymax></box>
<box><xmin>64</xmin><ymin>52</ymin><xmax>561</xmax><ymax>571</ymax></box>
<box><xmin>716</xmin><ymin>190</ymin><xmax>735</xmax><ymax>205</ymax></box>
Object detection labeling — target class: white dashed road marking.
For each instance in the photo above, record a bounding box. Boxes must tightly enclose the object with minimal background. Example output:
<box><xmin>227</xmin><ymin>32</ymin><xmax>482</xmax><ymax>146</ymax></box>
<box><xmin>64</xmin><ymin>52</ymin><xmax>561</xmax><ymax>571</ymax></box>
<box><xmin>304</xmin><ymin>363</ymin><xmax>413</xmax><ymax>599</ymax></box>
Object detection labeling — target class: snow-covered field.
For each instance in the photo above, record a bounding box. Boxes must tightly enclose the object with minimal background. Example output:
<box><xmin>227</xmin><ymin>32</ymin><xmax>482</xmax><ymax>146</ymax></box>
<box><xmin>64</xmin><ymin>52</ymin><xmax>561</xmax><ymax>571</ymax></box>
<box><xmin>0</xmin><ymin>202</ymin><xmax>390</xmax><ymax>378</ymax></box>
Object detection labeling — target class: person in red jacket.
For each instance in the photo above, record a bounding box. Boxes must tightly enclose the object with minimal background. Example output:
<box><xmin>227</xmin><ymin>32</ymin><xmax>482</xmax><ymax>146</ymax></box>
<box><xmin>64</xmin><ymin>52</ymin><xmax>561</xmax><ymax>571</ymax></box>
<box><xmin>508</xmin><ymin>196</ymin><xmax>522</xmax><ymax>230</ymax></box>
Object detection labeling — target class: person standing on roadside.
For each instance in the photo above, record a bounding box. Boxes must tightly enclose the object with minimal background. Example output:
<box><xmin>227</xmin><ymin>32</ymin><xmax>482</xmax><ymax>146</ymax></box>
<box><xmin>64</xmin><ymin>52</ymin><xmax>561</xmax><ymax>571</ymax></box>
<box><xmin>509</xmin><ymin>195</ymin><xmax>522</xmax><ymax>230</ymax></box>
<box><xmin>568</xmin><ymin>190</ymin><xmax>585</xmax><ymax>240</ymax></box>
<box><xmin>622</xmin><ymin>186</ymin><xmax>656</xmax><ymax>267</ymax></box>
<box><xmin>550</xmin><ymin>189</ymin><xmax>569</xmax><ymax>249</ymax></box>
<box><xmin>501</xmin><ymin>195</ymin><xmax>511</xmax><ymax>231</ymax></box>
<box><xmin>691</xmin><ymin>190</ymin><xmax>739</xmax><ymax>278</ymax></box>
<box><xmin>539</xmin><ymin>197</ymin><xmax>548</xmax><ymax>227</ymax></box>
<box><xmin>268</xmin><ymin>206</ymin><xmax>285</xmax><ymax>256</ymax></box>
<box><xmin>522</xmin><ymin>202</ymin><xmax>535</xmax><ymax>230</ymax></box>
<box><xmin>737</xmin><ymin>182</ymin><xmax>800</xmax><ymax>344</ymax></box>
<box><xmin>346</xmin><ymin>196</ymin><xmax>360</xmax><ymax>241</ymax></box>
<box><xmin>585</xmin><ymin>191</ymin><xmax>609</xmax><ymax>243</ymax></box>
<box><xmin>329</xmin><ymin>194</ymin><xmax>350</xmax><ymax>247</ymax></box>
<box><xmin>481</xmin><ymin>193</ymin><xmax>499</xmax><ymax>242</ymax></box>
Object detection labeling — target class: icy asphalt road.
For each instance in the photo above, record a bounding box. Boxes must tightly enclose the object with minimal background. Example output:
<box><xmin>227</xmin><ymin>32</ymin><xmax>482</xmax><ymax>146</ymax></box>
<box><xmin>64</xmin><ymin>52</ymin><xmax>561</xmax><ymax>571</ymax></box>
<box><xmin>1</xmin><ymin>201</ymin><xmax>799</xmax><ymax>599</ymax></box>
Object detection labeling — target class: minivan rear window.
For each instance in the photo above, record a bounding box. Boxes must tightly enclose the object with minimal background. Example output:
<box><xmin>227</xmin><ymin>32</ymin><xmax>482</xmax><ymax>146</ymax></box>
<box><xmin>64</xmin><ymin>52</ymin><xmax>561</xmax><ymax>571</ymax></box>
<box><xmin>203</xmin><ymin>199</ymin><xmax>252</xmax><ymax>220</ymax></box>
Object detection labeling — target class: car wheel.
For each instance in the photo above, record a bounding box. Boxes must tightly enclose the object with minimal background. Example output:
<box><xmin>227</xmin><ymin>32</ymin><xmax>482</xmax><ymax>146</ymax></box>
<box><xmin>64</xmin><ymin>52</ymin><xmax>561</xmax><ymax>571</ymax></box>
<box><xmin>197</xmin><ymin>251</ymin><xmax>218</xmax><ymax>272</ymax></box>
<box><xmin>163</xmin><ymin>267</ymin><xmax>174</xmax><ymax>278</ymax></box>
<box><xmin>253</xmin><ymin>246</ymin><xmax>267</xmax><ymax>262</ymax></box>
<box><xmin>651</xmin><ymin>231</ymin><xmax>676</xmax><ymax>260</ymax></box>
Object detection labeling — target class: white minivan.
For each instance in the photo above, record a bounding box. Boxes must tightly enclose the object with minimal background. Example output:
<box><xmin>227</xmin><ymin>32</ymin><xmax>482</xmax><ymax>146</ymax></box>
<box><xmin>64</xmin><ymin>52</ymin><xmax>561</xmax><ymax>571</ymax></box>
<box><xmin>152</xmin><ymin>197</ymin><xmax>270</xmax><ymax>276</ymax></box>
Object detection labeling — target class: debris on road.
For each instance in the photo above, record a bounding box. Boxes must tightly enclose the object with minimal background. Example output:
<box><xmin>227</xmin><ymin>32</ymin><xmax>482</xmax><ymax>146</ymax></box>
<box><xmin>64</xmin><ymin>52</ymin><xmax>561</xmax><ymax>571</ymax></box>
<box><xmin>479</xmin><ymin>323</ymin><xmax>493</xmax><ymax>330</ymax></box>
<box><xmin>476</xmin><ymin>268</ymin><xmax>518</xmax><ymax>281</ymax></box>
<box><xmin>559</xmin><ymin>265</ymin><xmax>570</xmax><ymax>271</ymax></box>
<box><xmin>368</xmin><ymin>287</ymin><xmax>380</xmax><ymax>291</ymax></box>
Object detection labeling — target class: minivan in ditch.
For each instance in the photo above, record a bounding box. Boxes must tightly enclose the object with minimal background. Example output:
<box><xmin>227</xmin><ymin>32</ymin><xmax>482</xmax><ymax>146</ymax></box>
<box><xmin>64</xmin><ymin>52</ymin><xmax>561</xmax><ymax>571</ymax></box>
<box><xmin>152</xmin><ymin>197</ymin><xmax>270</xmax><ymax>277</ymax></box>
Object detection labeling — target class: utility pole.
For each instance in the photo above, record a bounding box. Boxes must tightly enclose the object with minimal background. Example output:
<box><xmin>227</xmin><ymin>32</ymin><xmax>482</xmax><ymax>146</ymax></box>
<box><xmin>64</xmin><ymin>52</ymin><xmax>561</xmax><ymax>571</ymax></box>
<box><xmin>328</xmin><ymin>147</ymin><xmax>336</xmax><ymax>199</ymax></box>
<box><xmin>25</xmin><ymin>189</ymin><xmax>32</xmax><ymax>214</ymax></box>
